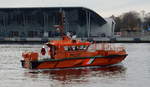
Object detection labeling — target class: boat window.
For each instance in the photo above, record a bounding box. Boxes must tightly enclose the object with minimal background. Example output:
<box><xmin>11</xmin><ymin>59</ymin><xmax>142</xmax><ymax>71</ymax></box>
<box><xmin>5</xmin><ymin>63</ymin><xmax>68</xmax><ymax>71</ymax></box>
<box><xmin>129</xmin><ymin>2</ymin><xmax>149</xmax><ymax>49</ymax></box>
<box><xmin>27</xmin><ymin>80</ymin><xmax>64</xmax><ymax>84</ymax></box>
<box><xmin>64</xmin><ymin>46</ymin><xmax>73</xmax><ymax>51</ymax></box>
<box><xmin>79</xmin><ymin>45</ymin><xmax>88</xmax><ymax>50</ymax></box>
<box><xmin>64</xmin><ymin>46</ymin><xmax>69</xmax><ymax>51</ymax></box>
<box><xmin>64</xmin><ymin>45</ymin><xmax>88</xmax><ymax>51</ymax></box>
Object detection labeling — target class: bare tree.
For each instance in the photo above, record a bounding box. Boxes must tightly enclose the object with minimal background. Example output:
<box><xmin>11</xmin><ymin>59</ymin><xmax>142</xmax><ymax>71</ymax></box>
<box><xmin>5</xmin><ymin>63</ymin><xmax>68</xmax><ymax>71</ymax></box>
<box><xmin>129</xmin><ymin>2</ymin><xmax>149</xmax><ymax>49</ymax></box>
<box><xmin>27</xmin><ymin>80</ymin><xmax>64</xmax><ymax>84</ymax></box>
<box><xmin>144</xmin><ymin>14</ymin><xmax>150</xmax><ymax>30</ymax></box>
<box><xmin>121</xmin><ymin>11</ymin><xmax>141</xmax><ymax>32</ymax></box>
<box><xmin>114</xmin><ymin>16</ymin><xmax>122</xmax><ymax>32</ymax></box>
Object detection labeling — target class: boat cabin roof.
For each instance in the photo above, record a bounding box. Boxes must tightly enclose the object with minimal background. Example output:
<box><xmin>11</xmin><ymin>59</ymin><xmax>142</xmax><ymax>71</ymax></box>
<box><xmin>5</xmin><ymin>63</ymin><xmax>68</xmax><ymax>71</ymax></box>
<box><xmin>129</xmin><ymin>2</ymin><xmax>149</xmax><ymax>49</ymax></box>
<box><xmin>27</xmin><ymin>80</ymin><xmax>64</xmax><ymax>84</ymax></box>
<box><xmin>46</xmin><ymin>40</ymin><xmax>91</xmax><ymax>46</ymax></box>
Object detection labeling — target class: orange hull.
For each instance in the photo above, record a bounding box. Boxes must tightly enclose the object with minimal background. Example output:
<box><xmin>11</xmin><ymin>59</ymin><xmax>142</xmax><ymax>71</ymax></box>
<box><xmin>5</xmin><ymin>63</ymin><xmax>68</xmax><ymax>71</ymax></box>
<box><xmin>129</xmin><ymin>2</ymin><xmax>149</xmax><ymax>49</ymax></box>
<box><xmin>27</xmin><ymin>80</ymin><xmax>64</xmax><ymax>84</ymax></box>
<box><xmin>21</xmin><ymin>54</ymin><xmax>127</xmax><ymax>69</ymax></box>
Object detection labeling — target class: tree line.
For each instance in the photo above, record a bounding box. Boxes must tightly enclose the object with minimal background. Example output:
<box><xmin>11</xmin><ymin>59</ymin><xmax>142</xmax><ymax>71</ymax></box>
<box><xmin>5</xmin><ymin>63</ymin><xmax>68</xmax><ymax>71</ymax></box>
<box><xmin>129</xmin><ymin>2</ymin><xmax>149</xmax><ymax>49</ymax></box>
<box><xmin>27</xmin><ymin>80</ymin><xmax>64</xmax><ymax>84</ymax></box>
<box><xmin>111</xmin><ymin>11</ymin><xmax>150</xmax><ymax>32</ymax></box>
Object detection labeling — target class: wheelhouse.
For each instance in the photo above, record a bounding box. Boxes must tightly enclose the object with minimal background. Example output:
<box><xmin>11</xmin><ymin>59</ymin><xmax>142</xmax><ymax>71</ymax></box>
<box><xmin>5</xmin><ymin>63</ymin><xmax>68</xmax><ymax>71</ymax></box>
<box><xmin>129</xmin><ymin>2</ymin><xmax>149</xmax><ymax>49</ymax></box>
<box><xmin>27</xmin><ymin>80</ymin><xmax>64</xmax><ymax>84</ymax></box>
<box><xmin>45</xmin><ymin>39</ymin><xmax>91</xmax><ymax>59</ymax></box>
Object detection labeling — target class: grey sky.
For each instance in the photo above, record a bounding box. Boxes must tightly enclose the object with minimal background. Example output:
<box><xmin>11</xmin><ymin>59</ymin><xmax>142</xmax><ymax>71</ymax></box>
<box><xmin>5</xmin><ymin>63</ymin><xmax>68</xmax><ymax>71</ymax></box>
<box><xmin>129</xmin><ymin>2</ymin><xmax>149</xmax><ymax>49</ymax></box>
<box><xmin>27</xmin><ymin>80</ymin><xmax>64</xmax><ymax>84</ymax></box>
<box><xmin>0</xmin><ymin>0</ymin><xmax>149</xmax><ymax>17</ymax></box>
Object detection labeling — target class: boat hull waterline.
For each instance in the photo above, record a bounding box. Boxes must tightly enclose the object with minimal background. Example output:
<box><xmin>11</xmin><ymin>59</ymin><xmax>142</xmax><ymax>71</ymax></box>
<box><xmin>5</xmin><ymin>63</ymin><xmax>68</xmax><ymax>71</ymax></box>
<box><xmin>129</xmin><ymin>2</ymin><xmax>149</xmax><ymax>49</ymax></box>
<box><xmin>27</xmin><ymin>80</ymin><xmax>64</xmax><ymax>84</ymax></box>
<box><xmin>21</xmin><ymin>54</ymin><xmax>127</xmax><ymax>69</ymax></box>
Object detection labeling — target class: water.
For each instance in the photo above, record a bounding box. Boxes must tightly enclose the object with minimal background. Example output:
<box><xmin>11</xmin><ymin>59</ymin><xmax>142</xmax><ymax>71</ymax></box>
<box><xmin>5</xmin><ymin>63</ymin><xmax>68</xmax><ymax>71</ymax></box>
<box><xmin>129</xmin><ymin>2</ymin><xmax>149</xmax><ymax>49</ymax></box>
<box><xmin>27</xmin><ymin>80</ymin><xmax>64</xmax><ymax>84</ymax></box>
<box><xmin>0</xmin><ymin>43</ymin><xmax>150</xmax><ymax>87</ymax></box>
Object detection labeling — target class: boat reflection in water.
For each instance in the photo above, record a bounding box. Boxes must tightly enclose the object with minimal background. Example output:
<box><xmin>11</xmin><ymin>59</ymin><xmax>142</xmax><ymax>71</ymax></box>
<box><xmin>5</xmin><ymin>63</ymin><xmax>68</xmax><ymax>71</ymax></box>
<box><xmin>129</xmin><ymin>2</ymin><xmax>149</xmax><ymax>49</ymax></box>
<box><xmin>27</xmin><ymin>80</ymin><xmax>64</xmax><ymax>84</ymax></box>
<box><xmin>24</xmin><ymin>64</ymin><xmax>126</xmax><ymax>84</ymax></box>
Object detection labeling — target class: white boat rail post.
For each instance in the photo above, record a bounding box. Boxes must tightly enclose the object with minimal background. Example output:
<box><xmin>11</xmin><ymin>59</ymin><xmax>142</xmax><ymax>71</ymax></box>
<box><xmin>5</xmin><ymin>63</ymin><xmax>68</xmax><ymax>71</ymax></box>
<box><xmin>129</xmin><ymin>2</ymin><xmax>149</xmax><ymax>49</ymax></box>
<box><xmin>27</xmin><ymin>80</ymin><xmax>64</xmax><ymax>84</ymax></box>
<box><xmin>93</xmin><ymin>42</ymin><xmax>97</xmax><ymax>50</ymax></box>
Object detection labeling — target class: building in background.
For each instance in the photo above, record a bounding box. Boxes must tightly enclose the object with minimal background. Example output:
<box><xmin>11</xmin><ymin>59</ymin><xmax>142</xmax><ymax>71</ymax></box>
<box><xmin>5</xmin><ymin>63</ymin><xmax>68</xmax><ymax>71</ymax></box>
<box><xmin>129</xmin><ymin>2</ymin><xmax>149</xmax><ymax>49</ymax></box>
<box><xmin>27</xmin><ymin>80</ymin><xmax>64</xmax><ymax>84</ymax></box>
<box><xmin>0</xmin><ymin>7</ymin><xmax>115</xmax><ymax>41</ymax></box>
<box><xmin>90</xmin><ymin>18</ymin><xmax>115</xmax><ymax>37</ymax></box>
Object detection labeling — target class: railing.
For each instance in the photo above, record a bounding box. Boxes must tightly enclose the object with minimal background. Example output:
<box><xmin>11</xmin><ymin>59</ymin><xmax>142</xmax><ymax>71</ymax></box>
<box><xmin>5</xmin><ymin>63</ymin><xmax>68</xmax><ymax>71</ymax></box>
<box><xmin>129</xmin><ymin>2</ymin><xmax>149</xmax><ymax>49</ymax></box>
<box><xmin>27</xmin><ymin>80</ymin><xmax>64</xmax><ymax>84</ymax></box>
<box><xmin>88</xmin><ymin>43</ymin><xmax>125</xmax><ymax>52</ymax></box>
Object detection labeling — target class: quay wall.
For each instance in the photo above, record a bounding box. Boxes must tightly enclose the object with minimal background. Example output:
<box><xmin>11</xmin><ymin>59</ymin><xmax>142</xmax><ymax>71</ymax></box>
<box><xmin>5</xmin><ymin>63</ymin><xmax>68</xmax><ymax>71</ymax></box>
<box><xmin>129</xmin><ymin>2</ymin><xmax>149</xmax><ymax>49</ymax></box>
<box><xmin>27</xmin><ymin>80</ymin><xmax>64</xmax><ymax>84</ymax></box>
<box><xmin>1</xmin><ymin>37</ymin><xmax>150</xmax><ymax>44</ymax></box>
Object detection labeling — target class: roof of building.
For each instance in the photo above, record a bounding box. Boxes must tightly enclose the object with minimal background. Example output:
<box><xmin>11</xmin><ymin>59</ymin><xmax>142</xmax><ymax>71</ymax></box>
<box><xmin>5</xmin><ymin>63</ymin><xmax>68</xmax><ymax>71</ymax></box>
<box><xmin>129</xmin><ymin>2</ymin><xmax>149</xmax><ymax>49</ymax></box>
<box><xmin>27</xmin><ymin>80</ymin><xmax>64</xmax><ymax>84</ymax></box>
<box><xmin>0</xmin><ymin>7</ymin><xmax>106</xmax><ymax>26</ymax></box>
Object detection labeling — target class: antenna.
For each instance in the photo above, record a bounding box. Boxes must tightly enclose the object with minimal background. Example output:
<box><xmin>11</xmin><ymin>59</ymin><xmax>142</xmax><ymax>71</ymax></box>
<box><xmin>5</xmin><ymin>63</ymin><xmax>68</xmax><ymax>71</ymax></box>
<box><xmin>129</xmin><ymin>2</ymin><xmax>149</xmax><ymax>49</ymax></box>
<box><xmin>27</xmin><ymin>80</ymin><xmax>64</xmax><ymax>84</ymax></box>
<box><xmin>53</xmin><ymin>9</ymin><xmax>66</xmax><ymax>39</ymax></box>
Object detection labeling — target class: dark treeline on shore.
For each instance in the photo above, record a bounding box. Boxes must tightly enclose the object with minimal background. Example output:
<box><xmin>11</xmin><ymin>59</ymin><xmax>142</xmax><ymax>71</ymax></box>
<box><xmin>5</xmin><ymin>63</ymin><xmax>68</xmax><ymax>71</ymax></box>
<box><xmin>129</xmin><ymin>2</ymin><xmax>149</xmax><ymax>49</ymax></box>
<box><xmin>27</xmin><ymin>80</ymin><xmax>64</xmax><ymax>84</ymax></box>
<box><xmin>111</xmin><ymin>11</ymin><xmax>150</xmax><ymax>33</ymax></box>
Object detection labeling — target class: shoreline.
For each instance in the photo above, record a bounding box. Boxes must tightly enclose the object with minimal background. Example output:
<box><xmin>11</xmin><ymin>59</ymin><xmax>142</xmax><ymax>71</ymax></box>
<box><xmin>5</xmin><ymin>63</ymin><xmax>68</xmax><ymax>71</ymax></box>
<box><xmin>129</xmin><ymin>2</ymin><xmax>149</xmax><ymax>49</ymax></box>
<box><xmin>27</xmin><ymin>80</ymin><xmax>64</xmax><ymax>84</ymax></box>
<box><xmin>0</xmin><ymin>37</ymin><xmax>150</xmax><ymax>44</ymax></box>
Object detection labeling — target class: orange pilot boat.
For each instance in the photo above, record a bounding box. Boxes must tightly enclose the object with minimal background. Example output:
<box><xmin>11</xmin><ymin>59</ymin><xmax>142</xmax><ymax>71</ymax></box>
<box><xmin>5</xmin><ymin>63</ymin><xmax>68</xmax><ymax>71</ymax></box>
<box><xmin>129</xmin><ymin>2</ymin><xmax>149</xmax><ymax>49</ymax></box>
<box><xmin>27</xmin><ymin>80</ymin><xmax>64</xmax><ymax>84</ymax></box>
<box><xmin>21</xmin><ymin>33</ymin><xmax>127</xmax><ymax>69</ymax></box>
<box><xmin>21</xmin><ymin>12</ymin><xmax>127</xmax><ymax>69</ymax></box>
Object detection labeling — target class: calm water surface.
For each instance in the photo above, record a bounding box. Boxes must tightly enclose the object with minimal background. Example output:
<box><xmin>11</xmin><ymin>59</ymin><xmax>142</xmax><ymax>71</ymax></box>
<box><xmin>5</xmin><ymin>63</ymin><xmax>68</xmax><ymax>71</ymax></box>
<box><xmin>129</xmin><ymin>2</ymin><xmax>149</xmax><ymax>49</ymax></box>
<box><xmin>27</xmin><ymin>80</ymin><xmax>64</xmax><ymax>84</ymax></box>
<box><xmin>0</xmin><ymin>43</ymin><xmax>150</xmax><ymax>87</ymax></box>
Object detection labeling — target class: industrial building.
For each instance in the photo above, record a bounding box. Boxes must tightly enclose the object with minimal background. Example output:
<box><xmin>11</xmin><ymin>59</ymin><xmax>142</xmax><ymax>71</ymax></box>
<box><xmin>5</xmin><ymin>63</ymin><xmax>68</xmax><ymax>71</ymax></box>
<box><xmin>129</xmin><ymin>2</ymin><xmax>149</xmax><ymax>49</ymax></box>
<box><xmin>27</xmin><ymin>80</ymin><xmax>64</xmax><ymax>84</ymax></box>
<box><xmin>0</xmin><ymin>7</ymin><xmax>115</xmax><ymax>41</ymax></box>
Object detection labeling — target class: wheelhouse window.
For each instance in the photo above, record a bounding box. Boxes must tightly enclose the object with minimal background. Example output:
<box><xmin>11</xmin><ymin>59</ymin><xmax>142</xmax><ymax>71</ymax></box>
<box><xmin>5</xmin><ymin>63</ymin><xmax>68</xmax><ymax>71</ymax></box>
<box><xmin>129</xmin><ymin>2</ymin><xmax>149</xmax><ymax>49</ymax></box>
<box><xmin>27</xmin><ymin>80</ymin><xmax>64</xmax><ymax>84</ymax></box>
<box><xmin>64</xmin><ymin>45</ymin><xmax>88</xmax><ymax>51</ymax></box>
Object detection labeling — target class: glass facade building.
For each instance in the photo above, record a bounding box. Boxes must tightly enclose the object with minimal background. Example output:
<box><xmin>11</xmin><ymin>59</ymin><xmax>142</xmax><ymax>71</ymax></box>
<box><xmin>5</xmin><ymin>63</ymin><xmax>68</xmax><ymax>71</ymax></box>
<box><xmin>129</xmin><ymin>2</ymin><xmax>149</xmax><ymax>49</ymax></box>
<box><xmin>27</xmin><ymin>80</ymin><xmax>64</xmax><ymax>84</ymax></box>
<box><xmin>0</xmin><ymin>7</ymin><xmax>106</xmax><ymax>38</ymax></box>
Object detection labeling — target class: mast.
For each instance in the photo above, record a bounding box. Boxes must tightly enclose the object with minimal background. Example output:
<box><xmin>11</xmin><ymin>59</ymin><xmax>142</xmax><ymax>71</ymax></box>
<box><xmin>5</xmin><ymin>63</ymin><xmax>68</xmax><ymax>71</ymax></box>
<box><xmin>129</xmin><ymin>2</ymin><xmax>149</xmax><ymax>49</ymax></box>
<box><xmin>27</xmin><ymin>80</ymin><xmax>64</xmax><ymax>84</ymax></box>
<box><xmin>54</xmin><ymin>8</ymin><xmax>69</xmax><ymax>40</ymax></box>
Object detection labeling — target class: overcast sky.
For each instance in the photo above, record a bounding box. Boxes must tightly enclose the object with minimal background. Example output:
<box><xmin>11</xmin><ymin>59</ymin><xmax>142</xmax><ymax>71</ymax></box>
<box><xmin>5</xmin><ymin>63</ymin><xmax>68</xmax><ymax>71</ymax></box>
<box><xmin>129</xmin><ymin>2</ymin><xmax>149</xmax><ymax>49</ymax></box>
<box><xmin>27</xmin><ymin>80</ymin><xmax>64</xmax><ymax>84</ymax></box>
<box><xmin>0</xmin><ymin>0</ymin><xmax>150</xmax><ymax>17</ymax></box>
